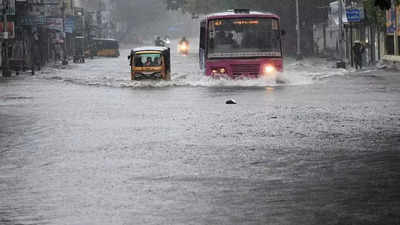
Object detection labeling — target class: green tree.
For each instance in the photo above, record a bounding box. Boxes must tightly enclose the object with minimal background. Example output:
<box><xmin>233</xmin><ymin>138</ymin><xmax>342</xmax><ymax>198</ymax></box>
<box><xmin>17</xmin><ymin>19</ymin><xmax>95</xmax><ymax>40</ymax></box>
<box><xmin>364</xmin><ymin>0</ymin><xmax>387</xmax><ymax>31</ymax></box>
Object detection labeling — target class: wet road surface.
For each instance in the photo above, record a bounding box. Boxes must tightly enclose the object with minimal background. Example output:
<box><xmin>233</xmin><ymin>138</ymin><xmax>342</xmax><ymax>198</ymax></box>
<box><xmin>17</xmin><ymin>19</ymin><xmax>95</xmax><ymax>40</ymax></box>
<box><xmin>1</xmin><ymin>47</ymin><xmax>400</xmax><ymax>225</ymax></box>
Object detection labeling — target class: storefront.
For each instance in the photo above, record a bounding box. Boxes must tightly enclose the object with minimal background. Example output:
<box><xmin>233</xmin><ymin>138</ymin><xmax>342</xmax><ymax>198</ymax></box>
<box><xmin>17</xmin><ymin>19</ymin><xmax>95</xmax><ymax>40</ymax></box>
<box><xmin>386</xmin><ymin>5</ymin><xmax>400</xmax><ymax>55</ymax></box>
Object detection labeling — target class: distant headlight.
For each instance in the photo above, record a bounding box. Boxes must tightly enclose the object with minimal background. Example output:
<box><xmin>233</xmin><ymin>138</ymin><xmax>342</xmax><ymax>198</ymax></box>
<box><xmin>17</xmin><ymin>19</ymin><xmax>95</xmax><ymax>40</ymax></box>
<box><xmin>179</xmin><ymin>43</ymin><xmax>188</xmax><ymax>51</ymax></box>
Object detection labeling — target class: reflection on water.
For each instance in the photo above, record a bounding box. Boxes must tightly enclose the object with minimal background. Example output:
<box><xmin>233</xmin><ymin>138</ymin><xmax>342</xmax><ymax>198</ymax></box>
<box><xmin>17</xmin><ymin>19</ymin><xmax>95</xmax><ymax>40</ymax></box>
<box><xmin>0</xmin><ymin>64</ymin><xmax>399</xmax><ymax>225</ymax></box>
<box><xmin>1</xmin><ymin>41</ymin><xmax>396</xmax><ymax>225</ymax></box>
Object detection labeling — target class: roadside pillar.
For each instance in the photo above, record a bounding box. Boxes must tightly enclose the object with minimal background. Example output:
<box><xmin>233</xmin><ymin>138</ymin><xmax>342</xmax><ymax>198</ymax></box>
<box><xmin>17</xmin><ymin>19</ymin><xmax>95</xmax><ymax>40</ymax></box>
<box><xmin>62</xmin><ymin>1</ymin><xmax>68</xmax><ymax>65</ymax></box>
<box><xmin>2</xmin><ymin>0</ymin><xmax>11</xmax><ymax>77</ymax></box>
<box><xmin>393</xmin><ymin>0</ymin><xmax>399</xmax><ymax>55</ymax></box>
<box><xmin>350</xmin><ymin>22</ymin><xmax>353</xmax><ymax>67</ymax></box>
<box><xmin>295</xmin><ymin>0</ymin><xmax>303</xmax><ymax>60</ymax></box>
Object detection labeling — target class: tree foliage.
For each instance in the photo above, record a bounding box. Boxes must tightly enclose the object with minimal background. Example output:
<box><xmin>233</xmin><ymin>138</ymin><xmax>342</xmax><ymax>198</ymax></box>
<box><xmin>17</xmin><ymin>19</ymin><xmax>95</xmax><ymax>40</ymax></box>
<box><xmin>110</xmin><ymin>0</ymin><xmax>171</xmax><ymax>40</ymax></box>
<box><xmin>364</xmin><ymin>0</ymin><xmax>387</xmax><ymax>30</ymax></box>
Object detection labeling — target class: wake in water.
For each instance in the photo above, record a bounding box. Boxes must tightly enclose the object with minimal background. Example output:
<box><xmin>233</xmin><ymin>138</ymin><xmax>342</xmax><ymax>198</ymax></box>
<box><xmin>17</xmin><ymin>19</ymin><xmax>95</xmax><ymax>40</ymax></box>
<box><xmin>37</xmin><ymin>48</ymin><xmax>350</xmax><ymax>89</ymax></box>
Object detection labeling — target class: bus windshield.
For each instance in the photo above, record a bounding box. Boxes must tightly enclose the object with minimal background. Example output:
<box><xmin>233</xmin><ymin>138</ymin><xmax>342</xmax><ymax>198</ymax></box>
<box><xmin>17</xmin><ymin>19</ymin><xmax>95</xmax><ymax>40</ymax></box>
<box><xmin>208</xmin><ymin>18</ymin><xmax>282</xmax><ymax>58</ymax></box>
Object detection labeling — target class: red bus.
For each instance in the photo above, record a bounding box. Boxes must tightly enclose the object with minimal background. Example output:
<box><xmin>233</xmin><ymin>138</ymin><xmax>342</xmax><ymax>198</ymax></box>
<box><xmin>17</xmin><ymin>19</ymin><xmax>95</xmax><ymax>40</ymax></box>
<box><xmin>199</xmin><ymin>9</ymin><xmax>284</xmax><ymax>79</ymax></box>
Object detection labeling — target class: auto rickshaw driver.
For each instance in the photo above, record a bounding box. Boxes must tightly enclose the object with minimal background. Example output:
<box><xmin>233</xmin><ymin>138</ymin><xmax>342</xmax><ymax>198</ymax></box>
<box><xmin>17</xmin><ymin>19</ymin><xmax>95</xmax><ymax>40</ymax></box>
<box><xmin>144</xmin><ymin>57</ymin><xmax>153</xmax><ymax>66</ymax></box>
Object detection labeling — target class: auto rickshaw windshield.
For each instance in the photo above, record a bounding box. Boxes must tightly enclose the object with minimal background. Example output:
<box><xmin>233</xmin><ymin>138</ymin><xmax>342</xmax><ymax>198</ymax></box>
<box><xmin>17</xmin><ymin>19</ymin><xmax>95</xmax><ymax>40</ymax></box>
<box><xmin>134</xmin><ymin>53</ymin><xmax>162</xmax><ymax>67</ymax></box>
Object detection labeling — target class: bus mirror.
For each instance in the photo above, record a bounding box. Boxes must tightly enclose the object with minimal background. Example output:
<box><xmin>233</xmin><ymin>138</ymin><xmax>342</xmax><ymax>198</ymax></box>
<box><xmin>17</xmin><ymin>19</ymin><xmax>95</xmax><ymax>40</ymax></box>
<box><xmin>281</xmin><ymin>30</ymin><xmax>286</xmax><ymax>36</ymax></box>
<box><xmin>128</xmin><ymin>55</ymin><xmax>131</xmax><ymax>60</ymax></box>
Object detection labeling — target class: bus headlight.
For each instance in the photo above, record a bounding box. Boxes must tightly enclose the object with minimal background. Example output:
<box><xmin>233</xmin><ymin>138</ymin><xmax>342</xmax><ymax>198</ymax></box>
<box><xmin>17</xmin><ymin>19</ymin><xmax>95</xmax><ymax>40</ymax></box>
<box><xmin>264</xmin><ymin>65</ymin><xmax>276</xmax><ymax>74</ymax></box>
<box><xmin>211</xmin><ymin>68</ymin><xmax>227</xmax><ymax>75</ymax></box>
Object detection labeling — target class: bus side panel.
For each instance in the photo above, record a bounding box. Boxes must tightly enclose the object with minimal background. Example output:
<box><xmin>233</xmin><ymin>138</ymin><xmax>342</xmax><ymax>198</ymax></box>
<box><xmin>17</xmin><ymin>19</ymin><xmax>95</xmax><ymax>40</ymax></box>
<box><xmin>199</xmin><ymin>21</ymin><xmax>206</xmax><ymax>71</ymax></box>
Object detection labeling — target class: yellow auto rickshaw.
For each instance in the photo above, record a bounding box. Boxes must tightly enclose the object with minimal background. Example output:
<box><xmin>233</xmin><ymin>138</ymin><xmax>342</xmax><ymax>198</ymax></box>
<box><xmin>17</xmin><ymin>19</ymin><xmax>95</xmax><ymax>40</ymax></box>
<box><xmin>93</xmin><ymin>38</ymin><xmax>120</xmax><ymax>57</ymax></box>
<box><xmin>128</xmin><ymin>47</ymin><xmax>171</xmax><ymax>81</ymax></box>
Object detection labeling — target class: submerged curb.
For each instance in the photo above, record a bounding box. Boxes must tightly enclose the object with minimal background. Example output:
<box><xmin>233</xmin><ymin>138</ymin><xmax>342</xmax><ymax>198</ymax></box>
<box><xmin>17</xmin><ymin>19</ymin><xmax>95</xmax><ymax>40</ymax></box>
<box><xmin>382</xmin><ymin>55</ymin><xmax>400</xmax><ymax>71</ymax></box>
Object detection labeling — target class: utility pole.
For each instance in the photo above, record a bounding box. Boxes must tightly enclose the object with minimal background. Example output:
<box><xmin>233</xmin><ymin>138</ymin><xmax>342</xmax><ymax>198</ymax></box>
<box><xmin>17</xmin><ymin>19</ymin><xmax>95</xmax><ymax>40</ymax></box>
<box><xmin>62</xmin><ymin>1</ymin><xmax>68</xmax><ymax>65</ymax></box>
<box><xmin>393</xmin><ymin>0</ymin><xmax>399</xmax><ymax>55</ymax></box>
<box><xmin>336</xmin><ymin>0</ymin><xmax>346</xmax><ymax>68</ymax></box>
<box><xmin>296</xmin><ymin>0</ymin><xmax>302</xmax><ymax>60</ymax></box>
<box><xmin>338</xmin><ymin>0</ymin><xmax>344</xmax><ymax>60</ymax></box>
<box><xmin>2</xmin><ymin>0</ymin><xmax>10</xmax><ymax>77</ymax></box>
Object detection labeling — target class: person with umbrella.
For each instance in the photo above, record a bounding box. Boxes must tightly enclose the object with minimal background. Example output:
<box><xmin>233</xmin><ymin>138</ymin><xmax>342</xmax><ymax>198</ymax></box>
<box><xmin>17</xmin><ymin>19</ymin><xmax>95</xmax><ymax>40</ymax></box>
<box><xmin>352</xmin><ymin>40</ymin><xmax>365</xmax><ymax>70</ymax></box>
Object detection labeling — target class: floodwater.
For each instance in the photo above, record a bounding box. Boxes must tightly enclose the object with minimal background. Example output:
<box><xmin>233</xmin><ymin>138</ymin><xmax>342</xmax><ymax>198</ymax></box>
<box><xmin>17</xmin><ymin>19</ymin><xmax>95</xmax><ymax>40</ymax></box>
<box><xmin>1</xmin><ymin>41</ymin><xmax>399</xmax><ymax>225</ymax></box>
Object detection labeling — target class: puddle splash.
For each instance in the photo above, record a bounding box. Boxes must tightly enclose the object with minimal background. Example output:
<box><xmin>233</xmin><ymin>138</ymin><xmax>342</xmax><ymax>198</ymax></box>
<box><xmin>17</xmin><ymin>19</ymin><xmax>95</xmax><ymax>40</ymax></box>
<box><xmin>37</xmin><ymin>49</ymin><xmax>348</xmax><ymax>89</ymax></box>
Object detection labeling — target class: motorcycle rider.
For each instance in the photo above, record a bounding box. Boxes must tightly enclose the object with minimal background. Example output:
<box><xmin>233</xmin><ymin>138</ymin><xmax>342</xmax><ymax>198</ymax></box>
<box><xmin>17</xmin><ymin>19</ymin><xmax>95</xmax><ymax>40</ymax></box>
<box><xmin>179</xmin><ymin>36</ymin><xmax>189</xmax><ymax>46</ymax></box>
<box><xmin>155</xmin><ymin>36</ymin><xmax>165</xmax><ymax>47</ymax></box>
<box><xmin>178</xmin><ymin>37</ymin><xmax>189</xmax><ymax>54</ymax></box>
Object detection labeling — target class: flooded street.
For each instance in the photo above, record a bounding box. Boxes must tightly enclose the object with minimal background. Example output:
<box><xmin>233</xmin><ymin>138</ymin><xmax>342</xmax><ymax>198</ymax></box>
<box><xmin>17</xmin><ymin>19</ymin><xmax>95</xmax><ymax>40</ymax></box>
<box><xmin>1</xmin><ymin>47</ymin><xmax>400</xmax><ymax>225</ymax></box>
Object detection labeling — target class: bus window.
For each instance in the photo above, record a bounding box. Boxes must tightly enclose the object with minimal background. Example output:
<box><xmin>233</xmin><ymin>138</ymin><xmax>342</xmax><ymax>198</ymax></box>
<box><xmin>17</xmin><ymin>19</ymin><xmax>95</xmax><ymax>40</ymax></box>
<box><xmin>200</xmin><ymin>21</ymin><xmax>206</xmax><ymax>50</ymax></box>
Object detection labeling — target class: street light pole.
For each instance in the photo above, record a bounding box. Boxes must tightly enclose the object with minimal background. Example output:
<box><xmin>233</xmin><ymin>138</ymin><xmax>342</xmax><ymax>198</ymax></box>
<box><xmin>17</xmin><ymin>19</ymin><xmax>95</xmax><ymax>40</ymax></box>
<box><xmin>2</xmin><ymin>0</ymin><xmax>10</xmax><ymax>77</ymax></box>
<box><xmin>296</xmin><ymin>0</ymin><xmax>303</xmax><ymax>60</ymax></box>
<box><xmin>62</xmin><ymin>1</ymin><xmax>68</xmax><ymax>65</ymax></box>
<box><xmin>336</xmin><ymin>0</ymin><xmax>346</xmax><ymax>68</ymax></box>
<box><xmin>393</xmin><ymin>0</ymin><xmax>399</xmax><ymax>55</ymax></box>
<box><xmin>338</xmin><ymin>0</ymin><xmax>344</xmax><ymax>60</ymax></box>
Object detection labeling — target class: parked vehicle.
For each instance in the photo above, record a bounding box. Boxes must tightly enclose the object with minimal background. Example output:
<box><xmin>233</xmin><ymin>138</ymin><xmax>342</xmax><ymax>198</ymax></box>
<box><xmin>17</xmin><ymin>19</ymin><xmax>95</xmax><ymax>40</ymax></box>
<box><xmin>92</xmin><ymin>38</ymin><xmax>120</xmax><ymax>57</ymax></box>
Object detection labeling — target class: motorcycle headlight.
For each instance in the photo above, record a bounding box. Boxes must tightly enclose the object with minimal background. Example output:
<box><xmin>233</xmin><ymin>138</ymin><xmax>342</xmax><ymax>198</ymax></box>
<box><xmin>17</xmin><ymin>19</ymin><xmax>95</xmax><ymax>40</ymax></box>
<box><xmin>179</xmin><ymin>44</ymin><xmax>188</xmax><ymax>51</ymax></box>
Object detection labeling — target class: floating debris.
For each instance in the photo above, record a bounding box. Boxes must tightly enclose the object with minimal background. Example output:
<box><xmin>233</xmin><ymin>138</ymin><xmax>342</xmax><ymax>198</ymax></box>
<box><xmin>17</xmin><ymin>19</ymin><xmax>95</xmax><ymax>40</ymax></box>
<box><xmin>226</xmin><ymin>99</ymin><xmax>237</xmax><ymax>104</ymax></box>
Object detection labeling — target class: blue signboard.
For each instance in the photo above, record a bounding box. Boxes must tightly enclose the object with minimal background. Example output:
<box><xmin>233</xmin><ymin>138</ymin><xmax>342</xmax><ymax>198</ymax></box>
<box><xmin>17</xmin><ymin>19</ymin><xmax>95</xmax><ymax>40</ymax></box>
<box><xmin>346</xmin><ymin>9</ymin><xmax>361</xmax><ymax>22</ymax></box>
<box><xmin>64</xmin><ymin>16</ymin><xmax>75</xmax><ymax>33</ymax></box>
<box><xmin>18</xmin><ymin>16</ymin><xmax>46</xmax><ymax>26</ymax></box>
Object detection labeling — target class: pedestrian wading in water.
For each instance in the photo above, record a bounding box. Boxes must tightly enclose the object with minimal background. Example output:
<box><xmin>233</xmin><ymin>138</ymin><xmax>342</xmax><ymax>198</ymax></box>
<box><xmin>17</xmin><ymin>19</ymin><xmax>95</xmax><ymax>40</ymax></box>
<box><xmin>352</xmin><ymin>40</ymin><xmax>365</xmax><ymax>70</ymax></box>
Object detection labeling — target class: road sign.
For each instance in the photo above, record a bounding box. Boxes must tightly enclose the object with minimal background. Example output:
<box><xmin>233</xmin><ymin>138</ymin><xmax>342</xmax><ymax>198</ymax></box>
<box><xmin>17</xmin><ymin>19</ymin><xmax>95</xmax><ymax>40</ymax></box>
<box><xmin>0</xmin><ymin>0</ymin><xmax>16</xmax><ymax>15</ymax></box>
<box><xmin>47</xmin><ymin>17</ymin><xmax>63</xmax><ymax>31</ymax></box>
<box><xmin>64</xmin><ymin>16</ymin><xmax>75</xmax><ymax>33</ymax></box>
<box><xmin>18</xmin><ymin>16</ymin><xmax>46</xmax><ymax>26</ymax></box>
<box><xmin>29</xmin><ymin>0</ymin><xmax>59</xmax><ymax>5</ymax></box>
<box><xmin>0</xmin><ymin>22</ymin><xmax>15</xmax><ymax>39</ymax></box>
<box><xmin>346</xmin><ymin>9</ymin><xmax>361</xmax><ymax>22</ymax></box>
